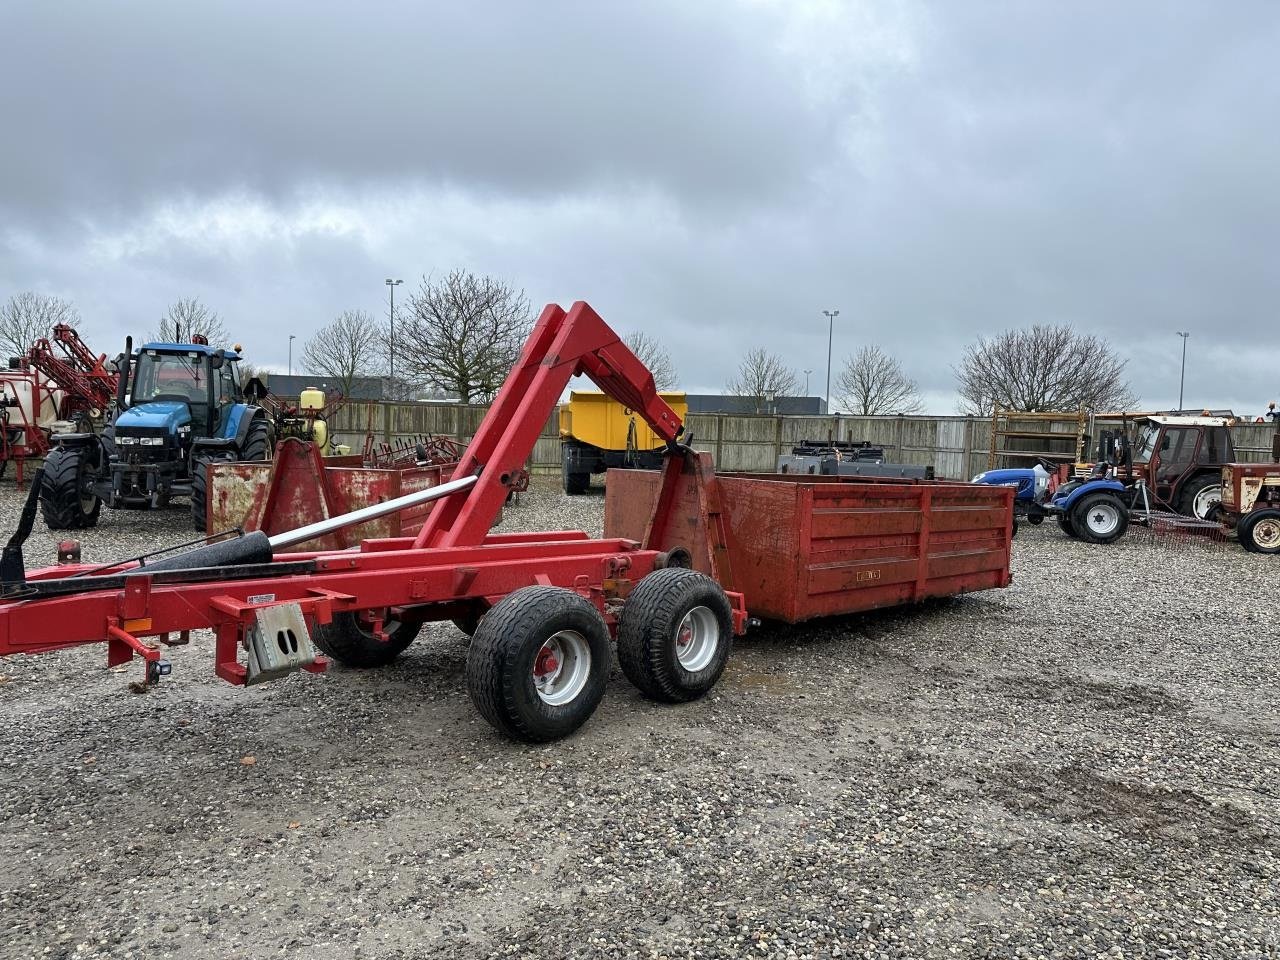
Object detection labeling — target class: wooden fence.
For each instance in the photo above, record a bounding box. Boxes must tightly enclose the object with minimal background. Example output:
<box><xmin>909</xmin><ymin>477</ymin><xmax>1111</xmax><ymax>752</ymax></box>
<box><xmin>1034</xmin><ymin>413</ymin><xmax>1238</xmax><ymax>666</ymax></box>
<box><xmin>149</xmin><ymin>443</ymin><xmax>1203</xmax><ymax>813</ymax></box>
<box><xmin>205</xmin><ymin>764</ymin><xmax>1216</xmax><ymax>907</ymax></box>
<box><xmin>326</xmin><ymin>401</ymin><xmax>1279</xmax><ymax>480</ymax></box>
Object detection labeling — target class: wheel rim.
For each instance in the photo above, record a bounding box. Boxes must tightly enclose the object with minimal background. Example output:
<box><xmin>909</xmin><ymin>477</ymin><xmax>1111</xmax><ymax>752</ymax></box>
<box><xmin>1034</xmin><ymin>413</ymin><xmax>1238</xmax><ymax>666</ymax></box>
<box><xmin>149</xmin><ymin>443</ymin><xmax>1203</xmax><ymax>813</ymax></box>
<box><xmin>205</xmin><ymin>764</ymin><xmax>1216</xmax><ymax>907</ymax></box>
<box><xmin>1252</xmin><ymin>518</ymin><xmax>1280</xmax><ymax>550</ymax></box>
<box><xmin>674</xmin><ymin>605</ymin><xmax>719</xmax><ymax>672</ymax></box>
<box><xmin>1192</xmin><ymin>484</ymin><xmax>1222</xmax><ymax>520</ymax></box>
<box><xmin>532</xmin><ymin>630</ymin><xmax>591</xmax><ymax>706</ymax></box>
<box><xmin>1085</xmin><ymin>502</ymin><xmax>1121</xmax><ymax>536</ymax></box>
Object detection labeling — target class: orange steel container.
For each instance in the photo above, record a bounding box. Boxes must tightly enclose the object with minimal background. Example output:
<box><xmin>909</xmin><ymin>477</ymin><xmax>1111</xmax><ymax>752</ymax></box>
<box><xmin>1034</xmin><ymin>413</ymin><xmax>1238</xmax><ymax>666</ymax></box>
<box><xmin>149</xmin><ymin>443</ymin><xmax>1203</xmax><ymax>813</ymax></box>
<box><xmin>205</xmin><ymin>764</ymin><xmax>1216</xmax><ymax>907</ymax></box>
<box><xmin>604</xmin><ymin>470</ymin><xmax>1013</xmax><ymax>623</ymax></box>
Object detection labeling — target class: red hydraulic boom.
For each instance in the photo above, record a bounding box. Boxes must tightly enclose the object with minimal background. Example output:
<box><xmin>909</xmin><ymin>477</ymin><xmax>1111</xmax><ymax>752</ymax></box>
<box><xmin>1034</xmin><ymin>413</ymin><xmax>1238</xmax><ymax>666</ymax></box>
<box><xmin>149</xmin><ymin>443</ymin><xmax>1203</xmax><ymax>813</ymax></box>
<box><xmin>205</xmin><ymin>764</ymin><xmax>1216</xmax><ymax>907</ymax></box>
<box><xmin>26</xmin><ymin>323</ymin><xmax>119</xmax><ymax>421</ymax></box>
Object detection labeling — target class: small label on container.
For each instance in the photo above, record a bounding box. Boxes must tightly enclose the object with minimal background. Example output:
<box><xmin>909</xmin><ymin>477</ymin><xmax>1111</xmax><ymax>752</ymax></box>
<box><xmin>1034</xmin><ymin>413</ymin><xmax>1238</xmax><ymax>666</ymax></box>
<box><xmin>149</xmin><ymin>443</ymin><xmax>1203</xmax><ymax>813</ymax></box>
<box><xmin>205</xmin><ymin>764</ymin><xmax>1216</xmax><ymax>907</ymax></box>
<box><xmin>247</xmin><ymin>593</ymin><xmax>276</xmax><ymax>604</ymax></box>
<box><xmin>855</xmin><ymin>570</ymin><xmax>881</xmax><ymax>583</ymax></box>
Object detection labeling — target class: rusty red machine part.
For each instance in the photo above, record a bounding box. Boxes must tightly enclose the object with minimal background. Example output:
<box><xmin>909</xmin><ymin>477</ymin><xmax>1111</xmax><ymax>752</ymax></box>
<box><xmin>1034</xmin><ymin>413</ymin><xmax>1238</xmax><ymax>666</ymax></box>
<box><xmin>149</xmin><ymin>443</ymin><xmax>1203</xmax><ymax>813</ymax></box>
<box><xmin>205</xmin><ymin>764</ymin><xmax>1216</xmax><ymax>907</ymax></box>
<box><xmin>205</xmin><ymin>439</ymin><xmax>459</xmax><ymax>551</ymax></box>
<box><xmin>0</xmin><ymin>302</ymin><xmax>1012</xmax><ymax>741</ymax></box>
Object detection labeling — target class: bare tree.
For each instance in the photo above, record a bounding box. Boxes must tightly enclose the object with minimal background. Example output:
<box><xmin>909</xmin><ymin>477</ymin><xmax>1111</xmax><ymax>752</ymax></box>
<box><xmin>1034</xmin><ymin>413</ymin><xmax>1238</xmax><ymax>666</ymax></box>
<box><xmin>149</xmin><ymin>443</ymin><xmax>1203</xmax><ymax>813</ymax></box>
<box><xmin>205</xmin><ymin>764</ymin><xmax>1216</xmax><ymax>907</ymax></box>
<box><xmin>727</xmin><ymin>348</ymin><xmax>799</xmax><ymax>413</ymax></box>
<box><xmin>0</xmin><ymin>292</ymin><xmax>80</xmax><ymax>359</ymax></box>
<box><xmin>396</xmin><ymin>269</ymin><xmax>534</xmax><ymax>404</ymax></box>
<box><xmin>624</xmin><ymin>331</ymin><xmax>679</xmax><ymax>390</ymax></box>
<box><xmin>954</xmin><ymin>324</ymin><xmax>1137</xmax><ymax>416</ymax></box>
<box><xmin>301</xmin><ymin>309</ymin><xmax>386</xmax><ymax>397</ymax></box>
<box><xmin>836</xmin><ymin>345</ymin><xmax>923</xmax><ymax>415</ymax></box>
<box><xmin>150</xmin><ymin>297</ymin><xmax>229</xmax><ymax>345</ymax></box>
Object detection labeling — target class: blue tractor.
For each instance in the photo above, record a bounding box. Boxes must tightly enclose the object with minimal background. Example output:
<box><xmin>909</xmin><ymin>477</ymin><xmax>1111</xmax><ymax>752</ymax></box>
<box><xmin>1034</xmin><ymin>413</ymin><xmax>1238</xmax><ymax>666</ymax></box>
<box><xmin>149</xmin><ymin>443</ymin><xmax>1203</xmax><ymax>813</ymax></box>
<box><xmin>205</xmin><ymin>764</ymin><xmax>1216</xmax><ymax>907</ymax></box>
<box><xmin>970</xmin><ymin>458</ymin><xmax>1058</xmax><ymax>534</ymax></box>
<box><xmin>973</xmin><ymin>453</ymin><xmax>1131</xmax><ymax>544</ymax></box>
<box><xmin>39</xmin><ymin>336</ymin><xmax>274</xmax><ymax>532</ymax></box>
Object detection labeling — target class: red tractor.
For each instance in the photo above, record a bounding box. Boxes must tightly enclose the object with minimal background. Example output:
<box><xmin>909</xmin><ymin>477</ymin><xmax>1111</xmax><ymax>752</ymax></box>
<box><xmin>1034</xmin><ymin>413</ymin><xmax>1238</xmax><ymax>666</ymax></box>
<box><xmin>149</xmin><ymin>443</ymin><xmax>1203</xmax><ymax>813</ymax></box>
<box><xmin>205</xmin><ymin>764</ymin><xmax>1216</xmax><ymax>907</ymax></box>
<box><xmin>1216</xmin><ymin>406</ymin><xmax>1280</xmax><ymax>553</ymax></box>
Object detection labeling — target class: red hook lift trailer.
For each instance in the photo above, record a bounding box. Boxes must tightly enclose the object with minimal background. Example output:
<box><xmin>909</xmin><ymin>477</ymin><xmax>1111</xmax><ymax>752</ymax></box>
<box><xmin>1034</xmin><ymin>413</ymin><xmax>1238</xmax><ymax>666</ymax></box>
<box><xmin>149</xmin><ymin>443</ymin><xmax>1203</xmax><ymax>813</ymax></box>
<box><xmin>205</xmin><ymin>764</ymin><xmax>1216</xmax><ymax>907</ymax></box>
<box><xmin>0</xmin><ymin>303</ymin><xmax>1014</xmax><ymax>742</ymax></box>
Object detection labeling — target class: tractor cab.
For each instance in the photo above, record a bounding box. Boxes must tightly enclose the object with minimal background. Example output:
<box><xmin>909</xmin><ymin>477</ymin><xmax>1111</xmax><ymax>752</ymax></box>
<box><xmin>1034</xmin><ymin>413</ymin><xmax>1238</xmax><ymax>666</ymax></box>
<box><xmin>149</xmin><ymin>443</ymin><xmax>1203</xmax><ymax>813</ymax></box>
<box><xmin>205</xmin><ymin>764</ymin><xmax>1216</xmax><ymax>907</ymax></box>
<box><xmin>1119</xmin><ymin>415</ymin><xmax>1234</xmax><ymax>519</ymax></box>
<box><xmin>122</xmin><ymin>341</ymin><xmax>242</xmax><ymax>441</ymax></box>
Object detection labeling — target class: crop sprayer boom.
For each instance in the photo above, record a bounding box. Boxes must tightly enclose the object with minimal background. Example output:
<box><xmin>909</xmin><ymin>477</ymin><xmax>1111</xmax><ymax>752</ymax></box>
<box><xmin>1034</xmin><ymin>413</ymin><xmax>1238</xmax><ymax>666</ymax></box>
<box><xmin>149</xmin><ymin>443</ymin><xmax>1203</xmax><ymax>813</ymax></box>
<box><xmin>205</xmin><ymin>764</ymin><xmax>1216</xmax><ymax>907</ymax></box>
<box><xmin>0</xmin><ymin>301</ymin><xmax>1015</xmax><ymax>742</ymax></box>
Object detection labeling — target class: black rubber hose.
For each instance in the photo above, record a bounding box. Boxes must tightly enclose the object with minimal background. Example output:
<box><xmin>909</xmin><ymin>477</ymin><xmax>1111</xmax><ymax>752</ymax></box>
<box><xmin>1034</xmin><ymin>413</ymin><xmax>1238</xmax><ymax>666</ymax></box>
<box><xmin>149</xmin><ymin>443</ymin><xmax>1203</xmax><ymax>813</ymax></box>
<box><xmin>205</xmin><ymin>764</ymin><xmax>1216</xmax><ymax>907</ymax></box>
<box><xmin>139</xmin><ymin>530</ymin><xmax>272</xmax><ymax>573</ymax></box>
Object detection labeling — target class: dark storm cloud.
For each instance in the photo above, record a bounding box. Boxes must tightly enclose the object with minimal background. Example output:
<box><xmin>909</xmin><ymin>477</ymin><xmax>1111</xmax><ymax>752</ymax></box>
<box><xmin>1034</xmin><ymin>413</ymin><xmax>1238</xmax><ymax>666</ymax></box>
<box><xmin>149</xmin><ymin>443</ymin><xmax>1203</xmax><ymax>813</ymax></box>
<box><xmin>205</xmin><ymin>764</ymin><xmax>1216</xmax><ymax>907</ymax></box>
<box><xmin>0</xmin><ymin>1</ymin><xmax>1277</xmax><ymax>412</ymax></box>
<box><xmin>0</xmin><ymin>1</ymin><xmax>827</xmax><ymax>218</ymax></box>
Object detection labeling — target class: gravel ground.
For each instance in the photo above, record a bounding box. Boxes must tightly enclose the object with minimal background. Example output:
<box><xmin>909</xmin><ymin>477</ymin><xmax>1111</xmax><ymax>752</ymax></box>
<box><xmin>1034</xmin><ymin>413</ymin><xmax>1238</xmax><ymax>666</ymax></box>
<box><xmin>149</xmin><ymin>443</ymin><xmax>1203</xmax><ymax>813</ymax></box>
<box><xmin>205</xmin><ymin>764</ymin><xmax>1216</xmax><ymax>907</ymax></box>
<box><xmin>0</xmin><ymin>476</ymin><xmax>1276</xmax><ymax>960</ymax></box>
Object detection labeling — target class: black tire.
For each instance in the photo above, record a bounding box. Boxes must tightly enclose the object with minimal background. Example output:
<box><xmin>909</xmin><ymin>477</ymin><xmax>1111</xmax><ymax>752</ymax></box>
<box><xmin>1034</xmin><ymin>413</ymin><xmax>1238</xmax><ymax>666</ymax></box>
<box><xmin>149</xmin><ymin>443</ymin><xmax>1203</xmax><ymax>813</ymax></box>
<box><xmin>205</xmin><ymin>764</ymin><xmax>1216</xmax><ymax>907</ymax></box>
<box><xmin>452</xmin><ymin>609</ymin><xmax>485</xmax><ymax>637</ymax></box>
<box><xmin>39</xmin><ymin>447</ymin><xmax>101</xmax><ymax>530</ymax></box>
<box><xmin>617</xmin><ymin>568</ymin><xmax>734</xmax><ymax>703</ymax></box>
<box><xmin>465</xmin><ymin>586</ymin><xmax>610</xmax><ymax>743</ymax></box>
<box><xmin>1071</xmin><ymin>492</ymin><xmax>1129</xmax><ymax>545</ymax></box>
<box><xmin>313</xmin><ymin>610</ymin><xmax>423</xmax><ymax>668</ymax></box>
<box><xmin>1237</xmin><ymin>509</ymin><xmax>1280</xmax><ymax>555</ymax></box>
<box><xmin>1179</xmin><ymin>474</ymin><xmax>1222</xmax><ymax>520</ymax></box>
<box><xmin>190</xmin><ymin>455</ymin><xmax>211</xmax><ymax>533</ymax></box>
<box><xmin>240</xmin><ymin>418</ymin><xmax>273</xmax><ymax>462</ymax></box>
<box><xmin>562</xmin><ymin>462</ymin><xmax>589</xmax><ymax>495</ymax></box>
<box><xmin>1027</xmin><ymin>514</ymin><xmax>1044</xmax><ymax>526</ymax></box>
<box><xmin>1057</xmin><ymin>514</ymin><xmax>1079</xmax><ymax>539</ymax></box>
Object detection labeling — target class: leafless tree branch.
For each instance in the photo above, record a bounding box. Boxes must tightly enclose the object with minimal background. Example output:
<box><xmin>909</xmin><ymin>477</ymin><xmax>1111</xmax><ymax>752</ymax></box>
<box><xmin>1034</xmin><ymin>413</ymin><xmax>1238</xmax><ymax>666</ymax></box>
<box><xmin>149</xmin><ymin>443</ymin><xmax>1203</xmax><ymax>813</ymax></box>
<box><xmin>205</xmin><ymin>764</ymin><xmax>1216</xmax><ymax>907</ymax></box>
<box><xmin>953</xmin><ymin>323</ymin><xmax>1137</xmax><ymax>416</ymax></box>
<box><xmin>836</xmin><ymin>345</ymin><xmax>923</xmax><ymax>415</ymax></box>
<box><xmin>727</xmin><ymin>348</ymin><xmax>799</xmax><ymax>413</ymax></box>
<box><xmin>301</xmin><ymin>309</ymin><xmax>386</xmax><ymax>397</ymax></box>
<box><xmin>0</xmin><ymin>292</ymin><xmax>80</xmax><ymax>359</ymax></box>
<box><xmin>396</xmin><ymin>269</ymin><xmax>534</xmax><ymax>404</ymax></box>
<box><xmin>150</xmin><ymin>297</ymin><xmax>229</xmax><ymax>346</ymax></box>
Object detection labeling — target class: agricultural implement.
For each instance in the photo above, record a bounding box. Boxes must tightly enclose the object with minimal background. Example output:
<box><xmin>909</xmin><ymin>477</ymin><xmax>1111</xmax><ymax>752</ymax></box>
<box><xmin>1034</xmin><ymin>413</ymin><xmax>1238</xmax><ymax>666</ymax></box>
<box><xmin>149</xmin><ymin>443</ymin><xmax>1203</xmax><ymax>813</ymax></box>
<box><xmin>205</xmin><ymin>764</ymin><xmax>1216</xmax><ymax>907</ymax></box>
<box><xmin>0</xmin><ymin>302</ymin><xmax>1014</xmax><ymax>742</ymax></box>
<box><xmin>0</xmin><ymin>324</ymin><xmax>119</xmax><ymax>485</ymax></box>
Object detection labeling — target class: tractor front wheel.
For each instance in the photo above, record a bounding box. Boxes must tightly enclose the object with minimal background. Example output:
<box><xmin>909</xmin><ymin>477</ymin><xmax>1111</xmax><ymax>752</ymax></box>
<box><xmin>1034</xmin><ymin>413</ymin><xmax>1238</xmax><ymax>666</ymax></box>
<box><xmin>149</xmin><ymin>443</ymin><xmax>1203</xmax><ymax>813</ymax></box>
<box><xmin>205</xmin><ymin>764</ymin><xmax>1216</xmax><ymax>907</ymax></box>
<box><xmin>465</xmin><ymin>586</ymin><xmax>610</xmax><ymax>742</ymax></box>
<box><xmin>190</xmin><ymin>455</ymin><xmax>212</xmax><ymax>533</ymax></box>
<box><xmin>240</xmin><ymin>418</ymin><xmax>274</xmax><ymax>462</ymax></box>
<box><xmin>1237</xmin><ymin>509</ymin><xmax>1280</xmax><ymax>554</ymax></box>
<box><xmin>314</xmin><ymin>610</ymin><xmax>422</xmax><ymax>667</ymax></box>
<box><xmin>39</xmin><ymin>448</ymin><xmax>101</xmax><ymax>530</ymax></box>
<box><xmin>1071</xmin><ymin>492</ymin><xmax>1129</xmax><ymax>545</ymax></box>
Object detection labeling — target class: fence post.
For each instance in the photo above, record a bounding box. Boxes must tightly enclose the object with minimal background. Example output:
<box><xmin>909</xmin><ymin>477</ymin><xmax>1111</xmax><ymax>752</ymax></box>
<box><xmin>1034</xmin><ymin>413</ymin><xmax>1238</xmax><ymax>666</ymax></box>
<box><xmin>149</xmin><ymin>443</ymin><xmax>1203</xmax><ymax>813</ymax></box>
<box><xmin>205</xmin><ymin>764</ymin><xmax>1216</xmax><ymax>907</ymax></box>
<box><xmin>963</xmin><ymin>417</ymin><xmax>974</xmax><ymax>478</ymax></box>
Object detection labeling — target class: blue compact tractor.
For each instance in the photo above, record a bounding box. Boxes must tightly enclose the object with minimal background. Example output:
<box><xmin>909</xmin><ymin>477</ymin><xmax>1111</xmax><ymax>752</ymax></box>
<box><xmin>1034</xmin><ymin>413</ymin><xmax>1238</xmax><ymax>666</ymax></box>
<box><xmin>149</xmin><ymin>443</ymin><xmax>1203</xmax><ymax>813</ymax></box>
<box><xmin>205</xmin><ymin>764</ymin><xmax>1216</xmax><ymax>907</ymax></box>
<box><xmin>39</xmin><ymin>336</ymin><xmax>274</xmax><ymax>532</ymax></box>
<box><xmin>970</xmin><ymin>458</ymin><xmax>1058</xmax><ymax>534</ymax></box>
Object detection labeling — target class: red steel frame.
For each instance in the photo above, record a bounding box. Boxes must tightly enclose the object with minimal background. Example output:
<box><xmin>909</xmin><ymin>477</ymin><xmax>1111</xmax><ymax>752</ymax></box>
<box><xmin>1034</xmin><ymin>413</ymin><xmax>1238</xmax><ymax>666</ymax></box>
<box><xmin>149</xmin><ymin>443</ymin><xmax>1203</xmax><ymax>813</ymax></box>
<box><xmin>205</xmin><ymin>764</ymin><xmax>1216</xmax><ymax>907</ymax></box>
<box><xmin>0</xmin><ymin>302</ymin><xmax>743</xmax><ymax>683</ymax></box>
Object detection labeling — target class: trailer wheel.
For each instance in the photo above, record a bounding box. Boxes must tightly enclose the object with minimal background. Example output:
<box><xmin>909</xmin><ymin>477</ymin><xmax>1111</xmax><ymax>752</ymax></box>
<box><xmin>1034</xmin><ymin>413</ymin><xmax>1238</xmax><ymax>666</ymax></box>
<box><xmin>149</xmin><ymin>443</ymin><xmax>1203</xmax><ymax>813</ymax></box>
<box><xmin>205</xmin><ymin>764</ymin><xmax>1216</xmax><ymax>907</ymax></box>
<box><xmin>1237</xmin><ymin>509</ymin><xmax>1280</xmax><ymax>554</ymax></box>
<box><xmin>1180</xmin><ymin>475</ymin><xmax>1223</xmax><ymax>521</ymax></box>
<box><xmin>466</xmin><ymin>586</ymin><xmax>610</xmax><ymax>742</ymax></box>
<box><xmin>1071</xmin><ymin>492</ymin><xmax>1129</xmax><ymax>545</ymax></box>
<box><xmin>617</xmin><ymin>568</ymin><xmax>733</xmax><ymax>703</ymax></box>
<box><xmin>314</xmin><ymin>610</ymin><xmax>422</xmax><ymax>667</ymax></box>
<box><xmin>39</xmin><ymin>447</ymin><xmax>101</xmax><ymax>530</ymax></box>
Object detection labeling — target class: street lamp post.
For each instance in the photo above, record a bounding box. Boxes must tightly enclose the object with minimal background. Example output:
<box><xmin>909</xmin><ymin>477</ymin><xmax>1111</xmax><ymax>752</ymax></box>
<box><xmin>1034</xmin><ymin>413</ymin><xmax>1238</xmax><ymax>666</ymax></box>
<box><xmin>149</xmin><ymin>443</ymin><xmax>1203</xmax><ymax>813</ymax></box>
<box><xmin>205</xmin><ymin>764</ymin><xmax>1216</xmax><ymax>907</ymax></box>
<box><xmin>803</xmin><ymin>368</ymin><xmax>813</xmax><ymax>396</ymax></box>
<box><xmin>822</xmin><ymin>309</ymin><xmax>839</xmax><ymax>413</ymax></box>
<box><xmin>288</xmin><ymin>334</ymin><xmax>296</xmax><ymax>377</ymax></box>
<box><xmin>386</xmin><ymin>278</ymin><xmax>402</xmax><ymax>399</ymax></box>
<box><xmin>1176</xmin><ymin>331</ymin><xmax>1190</xmax><ymax>411</ymax></box>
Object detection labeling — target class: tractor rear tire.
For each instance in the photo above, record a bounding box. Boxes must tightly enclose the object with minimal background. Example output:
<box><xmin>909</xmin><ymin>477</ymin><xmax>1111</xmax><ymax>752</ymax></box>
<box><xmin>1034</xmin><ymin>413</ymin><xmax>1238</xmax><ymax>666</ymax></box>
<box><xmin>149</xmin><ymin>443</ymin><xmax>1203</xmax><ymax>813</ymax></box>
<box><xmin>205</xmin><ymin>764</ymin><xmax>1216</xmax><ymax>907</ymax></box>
<box><xmin>1237</xmin><ymin>509</ymin><xmax>1280</xmax><ymax>554</ymax></box>
<box><xmin>1071</xmin><ymin>492</ymin><xmax>1129</xmax><ymax>545</ymax></box>
<box><xmin>617</xmin><ymin>568</ymin><xmax>734</xmax><ymax>703</ymax></box>
<box><xmin>465</xmin><ymin>586</ymin><xmax>610</xmax><ymax>742</ymax></box>
<box><xmin>313</xmin><ymin>611</ymin><xmax>422</xmax><ymax>668</ymax></box>
<box><xmin>39</xmin><ymin>448</ymin><xmax>101</xmax><ymax>530</ymax></box>
<box><xmin>1180</xmin><ymin>475</ymin><xmax>1223</xmax><ymax>521</ymax></box>
<box><xmin>240</xmin><ymin>418</ymin><xmax>274</xmax><ymax>462</ymax></box>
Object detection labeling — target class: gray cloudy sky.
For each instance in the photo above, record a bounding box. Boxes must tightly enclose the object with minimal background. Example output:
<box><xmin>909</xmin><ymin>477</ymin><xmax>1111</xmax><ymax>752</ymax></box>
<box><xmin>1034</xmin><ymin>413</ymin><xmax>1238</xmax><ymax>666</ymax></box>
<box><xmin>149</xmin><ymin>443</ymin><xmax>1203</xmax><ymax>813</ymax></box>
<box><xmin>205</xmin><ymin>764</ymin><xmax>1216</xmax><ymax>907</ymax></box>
<box><xmin>1</xmin><ymin>1</ymin><xmax>1277</xmax><ymax>413</ymax></box>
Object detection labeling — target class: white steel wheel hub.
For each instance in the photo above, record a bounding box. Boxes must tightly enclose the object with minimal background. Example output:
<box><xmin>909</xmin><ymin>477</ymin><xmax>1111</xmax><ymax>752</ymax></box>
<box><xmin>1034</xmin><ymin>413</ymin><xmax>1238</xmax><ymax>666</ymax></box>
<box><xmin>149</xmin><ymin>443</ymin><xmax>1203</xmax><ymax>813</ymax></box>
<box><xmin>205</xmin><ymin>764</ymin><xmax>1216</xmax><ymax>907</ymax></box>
<box><xmin>1252</xmin><ymin>517</ymin><xmax>1280</xmax><ymax>550</ymax></box>
<box><xmin>532</xmin><ymin>630</ymin><xmax>591</xmax><ymax>706</ymax></box>
<box><xmin>674</xmin><ymin>605</ymin><xmax>719</xmax><ymax>672</ymax></box>
<box><xmin>1085</xmin><ymin>503</ymin><xmax>1121</xmax><ymax>536</ymax></box>
<box><xmin>1193</xmin><ymin>485</ymin><xmax>1222</xmax><ymax>520</ymax></box>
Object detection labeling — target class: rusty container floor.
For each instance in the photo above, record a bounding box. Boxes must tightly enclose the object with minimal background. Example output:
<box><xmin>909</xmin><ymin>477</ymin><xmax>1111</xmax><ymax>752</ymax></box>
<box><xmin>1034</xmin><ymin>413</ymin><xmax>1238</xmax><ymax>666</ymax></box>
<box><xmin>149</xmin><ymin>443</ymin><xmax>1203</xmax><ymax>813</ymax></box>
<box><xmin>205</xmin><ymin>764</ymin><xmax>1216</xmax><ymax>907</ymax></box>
<box><xmin>604</xmin><ymin>469</ymin><xmax>1013</xmax><ymax>623</ymax></box>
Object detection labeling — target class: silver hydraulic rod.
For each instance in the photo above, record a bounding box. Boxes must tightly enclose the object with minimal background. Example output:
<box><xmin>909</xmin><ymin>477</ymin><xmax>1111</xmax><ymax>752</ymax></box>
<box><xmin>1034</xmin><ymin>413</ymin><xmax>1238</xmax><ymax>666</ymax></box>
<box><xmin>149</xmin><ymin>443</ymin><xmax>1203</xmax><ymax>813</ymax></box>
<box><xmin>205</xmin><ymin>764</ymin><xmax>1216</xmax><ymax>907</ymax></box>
<box><xmin>267</xmin><ymin>473</ymin><xmax>478</xmax><ymax>550</ymax></box>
